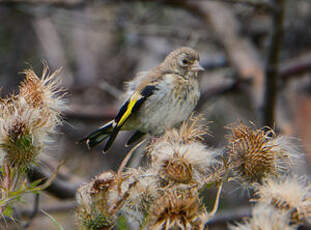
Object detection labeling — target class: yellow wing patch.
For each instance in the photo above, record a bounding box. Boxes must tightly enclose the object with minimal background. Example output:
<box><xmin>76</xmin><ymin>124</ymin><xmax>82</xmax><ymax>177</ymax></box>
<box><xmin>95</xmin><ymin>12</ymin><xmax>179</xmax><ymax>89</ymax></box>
<box><xmin>117</xmin><ymin>92</ymin><xmax>142</xmax><ymax>127</ymax></box>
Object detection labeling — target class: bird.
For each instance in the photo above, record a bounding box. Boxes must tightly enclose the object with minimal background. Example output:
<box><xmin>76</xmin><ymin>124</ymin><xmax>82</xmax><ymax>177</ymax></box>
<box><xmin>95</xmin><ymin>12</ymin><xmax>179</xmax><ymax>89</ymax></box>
<box><xmin>80</xmin><ymin>47</ymin><xmax>204</xmax><ymax>152</ymax></box>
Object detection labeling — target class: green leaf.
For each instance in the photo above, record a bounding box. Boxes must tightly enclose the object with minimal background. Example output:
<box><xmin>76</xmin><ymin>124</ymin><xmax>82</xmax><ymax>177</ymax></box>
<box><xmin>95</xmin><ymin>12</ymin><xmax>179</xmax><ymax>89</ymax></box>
<box><xmin>3</xmin><ymin>205</ymin><xmax>13</xmax><ymax>217</ymax></box>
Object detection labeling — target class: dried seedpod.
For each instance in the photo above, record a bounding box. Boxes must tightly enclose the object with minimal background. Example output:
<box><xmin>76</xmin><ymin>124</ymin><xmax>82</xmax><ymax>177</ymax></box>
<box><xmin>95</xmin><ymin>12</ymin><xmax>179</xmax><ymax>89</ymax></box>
<box><xmin>162</xmin><ymin>113</ymin><xmax>208</xmax><ymax>144</ymax></box>
<box><xmin>76</xmin><ymin>171</ymin><xmax>118</xmax><ymax>230</ymax></box>
<box><xmin>76</xmin><ymin>170</ymin><xmax>139</xmax><ymax>230</ymax></box>
<box><xmin>19</xmin><ymin>66</ymin><xmax>65</xmax><ymax>119</ymax></box>
<box><xmin>0</xmin><ymin>66</ymin><xmax>65</xmax><ymax>171</ymax></box>
<box><xmin>226</xmin><ymin>122</ymin><xmax>300</xmax><ymax>185</ymax></box>
<box><xmin>148</xmin><ymin>114</ymin><xmax>220</xmax><ymax>187</ymax></box>
<box><xmin>147</xmin><ymin>189</ymin><xmax>206</xmax><ymax>230</ymax></box>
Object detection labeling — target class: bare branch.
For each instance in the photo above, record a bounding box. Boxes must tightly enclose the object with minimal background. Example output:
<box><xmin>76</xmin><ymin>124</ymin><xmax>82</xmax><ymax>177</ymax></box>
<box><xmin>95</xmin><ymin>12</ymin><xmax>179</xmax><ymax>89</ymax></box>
<box><xmin>261</xmin><ymin>0</ymin><xmax>286</xmax><ymax>127</ymax></box>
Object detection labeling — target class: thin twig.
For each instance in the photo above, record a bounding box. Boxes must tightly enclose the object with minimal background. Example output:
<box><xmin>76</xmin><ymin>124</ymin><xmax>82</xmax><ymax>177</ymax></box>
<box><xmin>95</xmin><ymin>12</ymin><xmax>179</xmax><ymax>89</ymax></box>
<box><xmin>261</xmin><ymin>0</ymin><xmax>286</xmax><ymax>127</ymax></box>
<box><xmin>209</xmin><ymin>181</ymin><xmax>224</xmax><ymax>217</ymax></box>
<box><xmin>117</xmin><ymin>139</ymin><xmax>147</xmax><ymax>175</ymax></box>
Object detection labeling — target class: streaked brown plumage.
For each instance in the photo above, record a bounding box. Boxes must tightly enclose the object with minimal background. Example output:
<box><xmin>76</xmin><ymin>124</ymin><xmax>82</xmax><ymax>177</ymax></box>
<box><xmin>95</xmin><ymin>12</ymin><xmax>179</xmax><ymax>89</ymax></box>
<box><xmin>80</xmin><ymin>47</ymin><xmax>204</xmax><ymax>152</ymax></box>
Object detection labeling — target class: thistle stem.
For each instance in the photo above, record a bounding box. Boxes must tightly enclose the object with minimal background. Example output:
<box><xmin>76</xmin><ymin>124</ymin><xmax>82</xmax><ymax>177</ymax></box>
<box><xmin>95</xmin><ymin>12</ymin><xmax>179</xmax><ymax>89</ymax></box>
<box><xmin>117</xmin><ymin>139</ymin><xmax>146</xmax><ymax>175</ymax></box>
<box><xmin>209</xmin><ymin>181</ymin><xmax>224</xmax><ymax>217</ymax></box>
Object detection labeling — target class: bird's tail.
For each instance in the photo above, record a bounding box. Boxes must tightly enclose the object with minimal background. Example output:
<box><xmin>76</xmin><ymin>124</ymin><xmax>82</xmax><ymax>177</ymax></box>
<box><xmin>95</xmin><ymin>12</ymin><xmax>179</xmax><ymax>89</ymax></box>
<box><xmin>79</xmin><ymin>121</ymin><xmax>114</xmax><ymax>149</ymax></box>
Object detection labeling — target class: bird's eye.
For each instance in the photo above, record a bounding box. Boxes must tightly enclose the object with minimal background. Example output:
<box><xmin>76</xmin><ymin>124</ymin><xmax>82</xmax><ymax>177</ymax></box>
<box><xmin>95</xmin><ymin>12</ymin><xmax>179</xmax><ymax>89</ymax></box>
<box><xmin>182</xmin><ymin>59</ymin><xmax>189</xmax><ymax>65</ymax></box>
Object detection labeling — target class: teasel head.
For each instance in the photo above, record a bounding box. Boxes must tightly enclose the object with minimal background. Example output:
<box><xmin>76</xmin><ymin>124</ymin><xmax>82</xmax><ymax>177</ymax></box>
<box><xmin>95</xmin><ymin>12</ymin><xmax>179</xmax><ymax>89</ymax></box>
<box><xmin>0</xmin><ymin>65</ymin><xmax>66</xmax><ymax>171</ymax></box>
<box><xmin>253</xmin><ymin>176</ymin><xmax>311</xmax><ymax>225</ymax></box>
<box><xmin>226</xmin><ymin>122</ymin><xmax>300</xmax><ymax>185</ymax></box>
<box><xmin>147</xmin><ymin>188</ymin><xmax>207</xmax><ymax>230</ymax></box>
<box><xmin>229</xmin><ymin>204</ymin><xmax>295</xmax><ymax>230</ymax></box>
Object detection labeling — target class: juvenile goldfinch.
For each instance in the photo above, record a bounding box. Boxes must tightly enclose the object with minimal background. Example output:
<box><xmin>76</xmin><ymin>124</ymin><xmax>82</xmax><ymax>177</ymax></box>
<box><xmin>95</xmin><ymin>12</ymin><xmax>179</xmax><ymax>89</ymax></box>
<box><xmin>81</xmin><ymin>47</ymin><xmax>204</xmax><ymax>152</ymax></box>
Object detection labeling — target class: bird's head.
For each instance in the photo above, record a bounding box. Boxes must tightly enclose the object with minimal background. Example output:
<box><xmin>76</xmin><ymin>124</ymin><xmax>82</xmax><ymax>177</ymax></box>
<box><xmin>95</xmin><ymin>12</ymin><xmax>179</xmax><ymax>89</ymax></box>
<box><xmin>162</xmin><ymin>47</ymin><xmax>204</xmax><ymax>77</ymax></box>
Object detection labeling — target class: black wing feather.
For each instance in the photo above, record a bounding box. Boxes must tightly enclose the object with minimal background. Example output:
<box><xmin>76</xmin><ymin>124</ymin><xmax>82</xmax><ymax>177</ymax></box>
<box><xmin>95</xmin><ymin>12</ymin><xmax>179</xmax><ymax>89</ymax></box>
<box><xmin>103</xmin><ymin>85</ymin><xmax>158</xmax><ymax>152</ymax></box>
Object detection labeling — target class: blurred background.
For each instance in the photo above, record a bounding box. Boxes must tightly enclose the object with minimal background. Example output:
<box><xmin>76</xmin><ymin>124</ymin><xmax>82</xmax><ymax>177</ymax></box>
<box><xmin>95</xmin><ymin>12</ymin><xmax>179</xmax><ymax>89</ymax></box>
<box><xmin>1</xmin><ymin>0</ymin><xmax>311</xmax><ymax>229</ymax></box>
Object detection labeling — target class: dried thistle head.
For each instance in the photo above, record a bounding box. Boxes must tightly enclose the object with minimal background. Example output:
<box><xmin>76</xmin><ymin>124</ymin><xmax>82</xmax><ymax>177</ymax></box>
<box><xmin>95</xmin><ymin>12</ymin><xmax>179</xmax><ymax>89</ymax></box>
<box><xmin>76</xmin><ymin>170</ymin><xmax>140</xmax><ymax>229</ymax></box>
<box><xmin>160</xmin><ymin>113</ymin><xmax>208</xmax><ymax>145</ymax></box>
<box><xmin>148</xmin><ymin>114</ymin><xmax>220</xmax><ymax>186</ymax></box>
<box><xmin>254</xmin><ymin>176</ymin><xmax>311</xmax><ymax>225</ymax></box>
<box><xmin>150</xmin><ymin>140</ymin><xmax>219</xmax><ymax>186</ymax></box>
<box><xmin>123</xmin><ymin>168</ymin><xmax>159</xmax><ymax>212</ymax></box>
<box><xmin>0</xmin><ymin>97</ymin><xmax>42</xmax><ymax>170</ymax></box>
<box><xmin>229</xmin><ymin>204</ymin><xmax>295</xmax><ymax>230</ymax></box>
<box><xmin>76</xmin><ymin>171</ymin><xmax>117</xmax><ymax>230</ymax></box>
<box><xmin>1</xmin><ymin>121</ymin><xmax>39</xmax><ymax>170</ymax></box>
<box><xmin>148</xmin><ymin>189</ymin><xmax>206</xmax><ymax>230</ymax></box>
<box><xmin>19</xmin><ymin>65</ymin><xmax>66</xmax><ymax>129</ymax></box>
<box><xmin>0</xmin><ymin>65</ymin><xmax>66</xmax><ymax>171</ymax></box>
<box><xmin>226</xmin><ymin>122</ymin><xmax>300</xmax><ymax>185</ymax></box>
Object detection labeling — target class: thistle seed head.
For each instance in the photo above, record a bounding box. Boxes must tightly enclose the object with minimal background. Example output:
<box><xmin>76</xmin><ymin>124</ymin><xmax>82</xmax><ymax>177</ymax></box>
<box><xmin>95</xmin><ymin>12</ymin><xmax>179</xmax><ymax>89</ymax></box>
<box><xmin>0</xmin><ymin>65</ymin><xmax>66</xmax><ymax>171</ymax></box>
<box><xmin>148</xmin><ymin>189</ymin><xmax>206</xmax><ymax>230</ymax></box>
<box><xmin>147</xmin><ymin>114</ymin><xmax>219</xmax><ymax>186</ymax></box>
<box><xmin>254</xmin><ymin>176</ymin><xmax>311</xmax><ymax>225</ymax></box>
<box><xmin>226</xmin><ymin>122</ymin><xmax>300</xmax><ymax>185</ymax></box>
<box><xmin>229</xmin><ymin>204</ymin><xmax>295</xmax><ymax>230</ymax></box>
<box><xmin>76</xmin><ymin>171</ymin><xmax>118</xmax><ymax>230</ymax></box>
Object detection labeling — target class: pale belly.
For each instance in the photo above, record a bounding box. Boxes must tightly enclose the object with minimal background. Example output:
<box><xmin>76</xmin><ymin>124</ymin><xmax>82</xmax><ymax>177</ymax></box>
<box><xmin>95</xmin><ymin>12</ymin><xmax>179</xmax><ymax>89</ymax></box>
<box><xmin>126</xmin><ymin>77</ymin><xmax>200</xmax><ymax>135</ymax></box>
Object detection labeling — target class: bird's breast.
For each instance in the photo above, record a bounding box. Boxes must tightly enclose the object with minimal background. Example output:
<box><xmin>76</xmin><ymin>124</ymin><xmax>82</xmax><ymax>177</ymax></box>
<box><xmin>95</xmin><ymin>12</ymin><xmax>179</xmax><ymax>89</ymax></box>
<box><xmin>129</xmin><ymin>74</ymin><xmax>200</xmax><ymax>135</ymax></box>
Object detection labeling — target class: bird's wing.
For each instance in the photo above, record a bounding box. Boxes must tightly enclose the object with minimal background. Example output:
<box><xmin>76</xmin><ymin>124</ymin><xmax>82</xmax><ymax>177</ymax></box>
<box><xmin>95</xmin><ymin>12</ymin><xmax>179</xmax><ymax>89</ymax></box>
<box><xmin>103</xmin><ymin>84</ymin><xmax>158</xmax><ymax>151</ymax></box>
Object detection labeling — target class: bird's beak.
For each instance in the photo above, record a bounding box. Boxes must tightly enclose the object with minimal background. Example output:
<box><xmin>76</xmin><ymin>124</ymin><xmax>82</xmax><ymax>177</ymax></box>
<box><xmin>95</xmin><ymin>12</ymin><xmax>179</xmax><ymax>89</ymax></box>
<box><xmin>191</xmin><ymin>60</ymin><xmax>205</xmax><ymax>72</ymax></box>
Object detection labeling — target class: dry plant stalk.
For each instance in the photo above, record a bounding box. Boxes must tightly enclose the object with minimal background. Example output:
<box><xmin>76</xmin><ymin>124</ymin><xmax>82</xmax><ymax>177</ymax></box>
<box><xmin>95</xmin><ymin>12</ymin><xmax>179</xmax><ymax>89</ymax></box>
<box><xmin>0</xmin><ymin>64</ymin><xmax>65</xmax><ymax>217</ymax></box>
